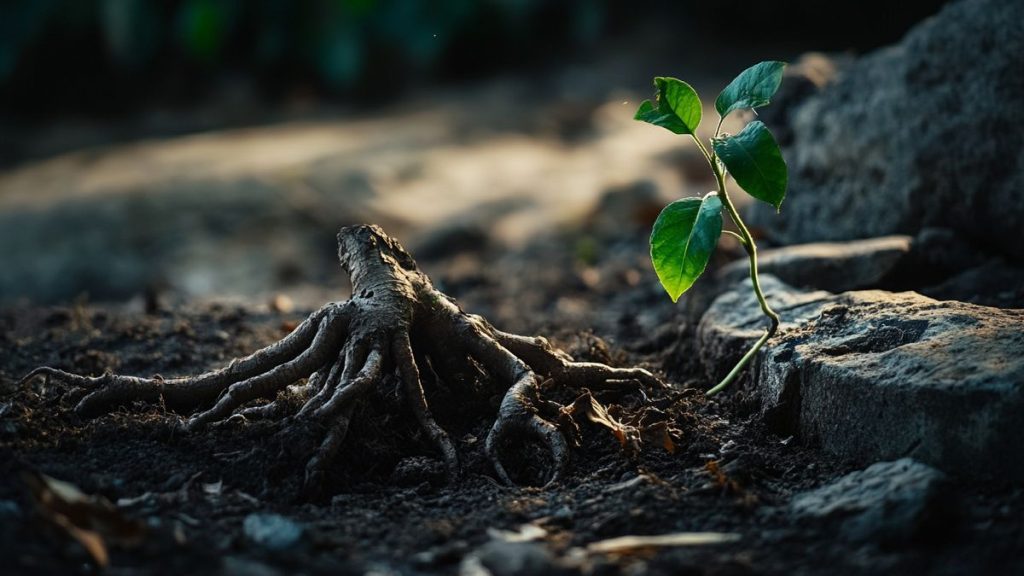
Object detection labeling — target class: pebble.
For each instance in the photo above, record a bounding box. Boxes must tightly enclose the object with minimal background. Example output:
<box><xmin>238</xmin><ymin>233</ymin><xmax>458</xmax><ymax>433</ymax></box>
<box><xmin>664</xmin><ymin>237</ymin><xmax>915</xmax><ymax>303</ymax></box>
<box><xmin>243</xmin><ymin>513</ymin><xmax>304</xmax><ymax>551</ymax></box>
<box><xmin>790</xmin><ymin>459</ymin><xmax>953</xmax><ymax>544</ymax></box>
<box><xmin>469</xmin><ymin>541</ymin><xmax>556</xmax><ymax>576</ymax></box>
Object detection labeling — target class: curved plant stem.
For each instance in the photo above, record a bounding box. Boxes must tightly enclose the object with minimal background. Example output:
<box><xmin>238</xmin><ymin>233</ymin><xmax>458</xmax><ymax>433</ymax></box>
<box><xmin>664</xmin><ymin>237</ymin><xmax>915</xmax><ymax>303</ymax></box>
<box><xmin>690</xmin><ymin>134</ymin><xmax>781</xmax><ymax>396</ymax></box>
<box><xmin>721</xmin><ymin>230</ymin><xmax>747</xmax><ymax>245</ymax></box>
<box><xmin>704</xmin><ymin>329</ymin><xmax>771</xmax><ymax>396</ymax></box>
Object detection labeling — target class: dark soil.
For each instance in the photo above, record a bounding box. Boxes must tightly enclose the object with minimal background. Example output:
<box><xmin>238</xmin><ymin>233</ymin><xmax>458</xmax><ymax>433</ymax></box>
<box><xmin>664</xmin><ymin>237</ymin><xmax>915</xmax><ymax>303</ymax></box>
<box><xmin>1</xmin><ymin>229</ymin><xmax>1021</xmax><ymax>575</ymax></box>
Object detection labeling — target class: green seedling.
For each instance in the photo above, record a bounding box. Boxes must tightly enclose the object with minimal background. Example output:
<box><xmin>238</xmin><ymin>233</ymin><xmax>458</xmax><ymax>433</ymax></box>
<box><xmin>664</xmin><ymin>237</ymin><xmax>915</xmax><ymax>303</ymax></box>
<box><xmin>636</xmin><ymin>61</ymin><xmax>787</xmax><ymax>396</ymax></box>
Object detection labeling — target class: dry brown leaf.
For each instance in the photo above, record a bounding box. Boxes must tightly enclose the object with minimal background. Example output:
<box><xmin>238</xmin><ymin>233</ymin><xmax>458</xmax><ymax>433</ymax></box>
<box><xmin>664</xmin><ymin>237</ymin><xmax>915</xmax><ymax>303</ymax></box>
<box><xmin>23</xmin><ymin>470</ymin><xmax>146</xmax><ymax>567</ymax></box>
<box><xmin>585</xmin><ymin>394</ymin><xmax>642</xmax><ymax>452</ymax></box>
<box><xmin>52</xmin><ymin>515</ymin><xmax>109</xmax><ymax>567</ymax></box>
<box><xmin>642</xmin><ymin>421</ymin><xmax>677</xmax><ymax>454</ymax></box>
<box><xmin>705</xmin><ymin>460</ymin><xmax>742</xmax><ymax>494</ymax></box>
<box><xmin>561</xmin><ymin>392</ymin><xmax>640</xmax><ymax>451</ymax></box>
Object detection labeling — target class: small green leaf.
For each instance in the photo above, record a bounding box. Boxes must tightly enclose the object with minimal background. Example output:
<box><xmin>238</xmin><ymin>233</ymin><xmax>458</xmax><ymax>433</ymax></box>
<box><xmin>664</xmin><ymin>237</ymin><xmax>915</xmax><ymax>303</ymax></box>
<box><xmin>634</xmin><ymin>77</ymin><xmax>702</xmax><ymax>135</ymax></box>
<box><xmin>713</xmin><ymin>121</ymin><xmax>787</xmax><ymax>210</ymax></box>
<box><xmin>715</xmin><ymin>61</ymin><xmax>786</xmax><ymax>118</ymax></box>
<box><xmin>649</xmin><ymin>193</ymin><xmax>723</xmax><ymax>302</ymax></box>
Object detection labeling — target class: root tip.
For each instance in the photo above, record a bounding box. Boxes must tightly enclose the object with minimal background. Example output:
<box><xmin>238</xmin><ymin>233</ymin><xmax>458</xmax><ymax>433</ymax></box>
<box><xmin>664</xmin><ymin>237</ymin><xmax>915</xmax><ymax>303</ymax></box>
<box><xmin>17</xmin><ymin>367</ymin><xmax>57</xmax><ymax>388</ymax></box>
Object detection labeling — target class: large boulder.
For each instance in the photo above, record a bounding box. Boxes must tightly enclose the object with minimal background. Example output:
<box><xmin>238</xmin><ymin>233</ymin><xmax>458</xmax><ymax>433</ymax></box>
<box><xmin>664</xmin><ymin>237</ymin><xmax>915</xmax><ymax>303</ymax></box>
<box><xmin>698</xmin><ymin>275</ymin><xmax>1024</xmax><ymax>481</ymax></box>
<box><xmin>748</xmin><ymin>0</ymin><xmax>1024</xmax><ymax>262</ymax></box>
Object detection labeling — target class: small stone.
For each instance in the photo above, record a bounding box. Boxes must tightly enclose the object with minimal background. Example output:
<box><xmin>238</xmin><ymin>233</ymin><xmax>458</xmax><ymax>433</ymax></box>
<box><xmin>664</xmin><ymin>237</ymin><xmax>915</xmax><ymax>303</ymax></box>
<box><xmin>791</xmin><ymin>459</ymin><xmax>953</xmax><ymax>544</ymax></box>
<box><xmin>471</xmin><ymin>541</ymin><xmax>556</xmax><ymax>576</ymax></box>
<box><xmin>243</xmin><ymin>513</ymin><xmax>304</xmax><ymax>551</ymax></box>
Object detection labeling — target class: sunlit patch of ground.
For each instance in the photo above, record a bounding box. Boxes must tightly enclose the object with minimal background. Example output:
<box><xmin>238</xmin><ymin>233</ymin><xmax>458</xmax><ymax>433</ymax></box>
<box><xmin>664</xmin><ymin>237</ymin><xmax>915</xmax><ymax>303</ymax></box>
<box><xmin>0</xmin><ymin>66</ymin><xmax>752</xmax><ymax>305</ymax></box>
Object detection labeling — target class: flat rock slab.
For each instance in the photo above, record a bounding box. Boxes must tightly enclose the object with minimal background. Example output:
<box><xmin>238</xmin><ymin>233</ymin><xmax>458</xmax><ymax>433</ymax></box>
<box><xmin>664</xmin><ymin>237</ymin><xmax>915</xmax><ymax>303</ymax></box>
<box><xmin>717</xmin><ymin>235</ymin><xmax>912</xmax><ymax>293</ymax></box>
<box><xmin>791</xmin><ymin>458</ymin><xmax>950</xmax><ymax>544</ymax></box>
<box><xmin>698</xmin><ymin>275</ymin><xmax>1024</xmax><ymax>481</ymax></box>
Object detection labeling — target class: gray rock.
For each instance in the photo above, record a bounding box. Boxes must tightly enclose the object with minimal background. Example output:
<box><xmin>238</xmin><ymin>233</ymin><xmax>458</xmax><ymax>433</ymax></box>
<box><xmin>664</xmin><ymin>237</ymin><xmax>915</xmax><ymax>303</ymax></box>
<box><xmin>243</xmin><ymin>513</ymin><xmax>304</xmax><ymax>551</ymax></box>
<box><xmin>698</xmin><ymin>275</ymin><xmax>1024</xmax><ymax>480</ymax></box>
<box><xmin>909</xmin><ymin>227</ymin><xmax>980</xmax><ymax>276</ymax></box>
<box><xmin>462</xmin><ymin>541</ymin><xmax>557</xmax><ymax>576</ymax></box>
<box><xmin>698</xmin><ymin>275</ymin><xmax>833</xmax><ymax>385</ymax></box>
<box><xmin>713</xmin><ymin>231</ymin><xmax>1024</xmax><ymax>310</ymax></box>
<box><xmin>717</xmin><ymin>236</ymin><xmax>911</xmax><ymax>293</ymax></box>
<box><xmin>791</xmin><ymin>459</ymin><xmax>951</xmax><ymax>543</ymax></box>
<box><xmin>747</xmin><ymin>0</ymin><xmax>1024</xmax><ymax>262</ymax></box>
<box><xmin>919</xmin><ymin>259</ymin><xmax>1024</xmax><ymax>309</ymax></box>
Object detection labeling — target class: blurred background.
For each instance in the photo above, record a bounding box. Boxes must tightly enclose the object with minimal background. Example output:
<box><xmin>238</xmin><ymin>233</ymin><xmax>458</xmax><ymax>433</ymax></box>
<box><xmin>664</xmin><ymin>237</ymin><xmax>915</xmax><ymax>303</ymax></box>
<box><xmin>0</xmin><ymin>0</ymin><xmax>948</xmax><ymax>312</ymax></box>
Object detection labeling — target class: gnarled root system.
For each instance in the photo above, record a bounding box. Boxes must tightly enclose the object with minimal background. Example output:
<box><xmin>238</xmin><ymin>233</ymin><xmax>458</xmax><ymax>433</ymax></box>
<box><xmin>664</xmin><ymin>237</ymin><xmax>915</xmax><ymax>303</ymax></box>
<box><xmin>21</xmin><ymin>225</ymin><xmax>662</xmax><ymax>492</ymax></box>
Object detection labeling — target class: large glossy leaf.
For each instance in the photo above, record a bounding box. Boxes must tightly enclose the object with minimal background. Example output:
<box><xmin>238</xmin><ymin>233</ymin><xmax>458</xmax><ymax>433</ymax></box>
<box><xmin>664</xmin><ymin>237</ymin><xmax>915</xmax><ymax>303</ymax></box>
<box><xmin>713</xmin><ymin>121</ymin><xmax>787</xmax><ymax>210</ymax></box>
<box><xmin>715</xmin><ymin>61</ymin><xmax>785</xmax><ymax>118</ymax></box>
<box><xmin>634</xmin><ymin>77</ymin><xmax>702</xmax><ymax>135</ymax></box>
<box><xmin>649</xmin><ymin>193</ymin><xmax>723</xmax><ymax>302</ymax></box>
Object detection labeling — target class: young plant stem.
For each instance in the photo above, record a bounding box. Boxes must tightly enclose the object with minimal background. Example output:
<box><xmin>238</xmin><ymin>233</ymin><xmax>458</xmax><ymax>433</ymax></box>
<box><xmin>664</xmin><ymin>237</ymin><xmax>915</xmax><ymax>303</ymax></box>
<box><xmin>721</xmin><ymin>230</ymin><xmax>747</xmax><ymax>245</ymax></box>
<box><xmin>690</xmin><ymin>134</ymin><xmax>781</xmax><ymax>396</ymax></box>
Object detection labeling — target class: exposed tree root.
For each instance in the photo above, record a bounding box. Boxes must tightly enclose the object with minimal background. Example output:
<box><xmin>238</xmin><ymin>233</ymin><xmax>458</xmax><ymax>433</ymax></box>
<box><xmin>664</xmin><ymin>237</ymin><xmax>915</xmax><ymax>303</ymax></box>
<box><xmin>21</xmin><ymin>225</ymin><xmax>663</xmax><ymax>492</ymax></box>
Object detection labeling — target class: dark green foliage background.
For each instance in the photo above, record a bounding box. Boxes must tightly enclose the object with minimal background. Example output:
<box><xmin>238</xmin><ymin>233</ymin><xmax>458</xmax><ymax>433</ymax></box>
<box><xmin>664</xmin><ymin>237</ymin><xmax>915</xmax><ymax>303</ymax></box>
<box><xmin>0</xmin><ymin>0</ymin><xmax>612</xmax><ymax>116</ymax></box>
<box><xmin>0</xmin><ymin>0</ymin><xmax>948</xmax><ymax>121</ymax></box>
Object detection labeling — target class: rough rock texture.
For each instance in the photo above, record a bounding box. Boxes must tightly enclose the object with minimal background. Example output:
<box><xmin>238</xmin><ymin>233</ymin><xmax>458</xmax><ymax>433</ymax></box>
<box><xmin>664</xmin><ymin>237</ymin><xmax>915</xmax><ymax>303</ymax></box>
<box><xmin>717</xmin><ymin>236</ymin><xmax>912</xmax><ymax>293</ymax></box>
<box><xmin>698</xmin><ymin>275</ymin><xmax>1024</xmax><ymax>481</ymax></box>
<box><xmin>790</xmin><ymin>459</ymin><xmax>952</xmax><ymax>544</ymax></box>
<box><xmin>747</xmin><ymin>0</ymin><xmax>1024</xmax><ymax>261</ymax></box>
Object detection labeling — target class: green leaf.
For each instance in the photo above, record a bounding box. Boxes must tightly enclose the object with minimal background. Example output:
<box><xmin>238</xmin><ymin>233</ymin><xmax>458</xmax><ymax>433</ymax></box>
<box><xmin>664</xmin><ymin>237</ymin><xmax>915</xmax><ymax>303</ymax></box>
<box><xmin>634</xmin><ymin>77</ymin><xmax>702</xmax><ymax>135</ymax></box>
<box><xmin>649</xmin><ymin>193</ymin><xmax>723</xmax><ymax>302</ymax></box>
<box><xmin>715</xmin><ymin>61</ymin><xmax>786</xmax><ymax>118</ymax></box>
<box><xmin>713</xmin><ymin>121</ymin><xmax>787</xmax><ymax>210</ymax></box>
